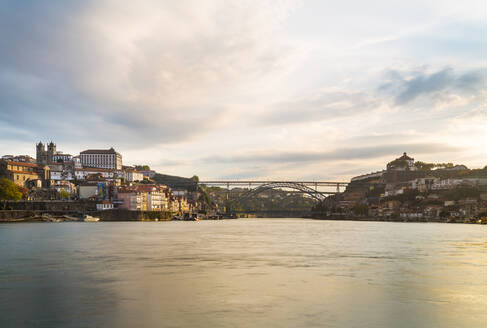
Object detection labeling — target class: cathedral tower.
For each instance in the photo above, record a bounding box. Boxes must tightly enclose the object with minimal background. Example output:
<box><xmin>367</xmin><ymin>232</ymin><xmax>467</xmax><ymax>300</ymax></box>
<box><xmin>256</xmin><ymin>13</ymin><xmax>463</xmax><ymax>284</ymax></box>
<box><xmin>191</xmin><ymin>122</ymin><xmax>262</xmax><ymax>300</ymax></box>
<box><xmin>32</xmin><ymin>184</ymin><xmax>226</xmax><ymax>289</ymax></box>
<box><xmin>36</xmin><ymin>142</ymin><xmax>47</xmax><ymax>165</ymax></box>
<box><xmin>47</xmin><ymin>141</ymin><xmax>56</xmax><ymax>164</ymax></box>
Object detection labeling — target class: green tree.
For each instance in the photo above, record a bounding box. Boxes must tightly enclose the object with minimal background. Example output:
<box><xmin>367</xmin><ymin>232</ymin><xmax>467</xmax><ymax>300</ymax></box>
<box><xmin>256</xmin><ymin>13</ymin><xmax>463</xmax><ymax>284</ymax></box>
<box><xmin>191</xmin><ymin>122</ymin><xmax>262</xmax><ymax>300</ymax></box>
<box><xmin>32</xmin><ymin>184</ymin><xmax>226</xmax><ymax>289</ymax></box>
<box><xmin>0</xmin><ymin>178</ymin><xmax>23</xmax><ymax>201</ymax></box>
<box><xmin>414</xmin><ymin>161</ymin><xmax>435</xmax><ymax>171</ymax></box>
<box><xmin>59</xmin><ymin>189</ymin><xmax>70</xmax><ymax>200</ymax></box>
<box><xmin>191</xmin><ymin>175</ymin><xmax>200</xmax><ymax>183</ymax></box>
<box><xmin>135</xmin><ymin>165</ymin><xmax>150</xmax><ymax>171</ymax></box>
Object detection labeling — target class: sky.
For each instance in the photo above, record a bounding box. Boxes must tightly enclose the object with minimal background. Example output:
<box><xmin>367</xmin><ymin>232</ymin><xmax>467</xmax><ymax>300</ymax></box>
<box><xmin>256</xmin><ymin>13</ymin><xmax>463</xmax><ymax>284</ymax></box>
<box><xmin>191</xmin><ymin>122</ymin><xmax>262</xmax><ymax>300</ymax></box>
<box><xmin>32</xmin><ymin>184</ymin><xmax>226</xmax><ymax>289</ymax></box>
<box><xmin>1</xmin><ymin>0</ymin><xmax>487</xmax><ymax>180</ymax></box>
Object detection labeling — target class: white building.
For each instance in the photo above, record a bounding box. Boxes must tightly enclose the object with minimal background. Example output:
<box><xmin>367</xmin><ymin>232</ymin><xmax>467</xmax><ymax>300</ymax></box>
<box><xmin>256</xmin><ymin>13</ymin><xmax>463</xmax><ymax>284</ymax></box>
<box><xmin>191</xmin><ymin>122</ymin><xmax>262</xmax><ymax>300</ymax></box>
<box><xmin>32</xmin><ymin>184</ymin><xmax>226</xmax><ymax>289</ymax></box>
<box><xmin>148</xmin><ymin>189</ymin><xmax>169</xmax><ymax>211</ymax></box>
<box><xmin>124</xmin><ymin>169</ymin><xmax>144</xmax><ymax>182</ymax></box>
<box><xmin>75</xmin><ymin>168</ymin><xmax>117</xmax><ymax>181</ymax></box>
<box><xmin>73</xmin><ymin>156</ymin><xmax>82</xmax><ymax>169</ymax></box>
<box><xmin>431</xmin><ymin>179</ymin><xmax>463</xmax><ymax>190</ymax></box>
<box><xmin>80</xmin><ymin>148</ymin><xmax>122</xmax><ymax>170</ymax></box>
<box><xmin>52</xmin><ymin>152</ymin><xmax>73</xmax><ymax>162</ymax></box>
<box><xmin>96</xmin><ymin>201</ymin><xmax>114</xmax><ymax>211</ymax></box>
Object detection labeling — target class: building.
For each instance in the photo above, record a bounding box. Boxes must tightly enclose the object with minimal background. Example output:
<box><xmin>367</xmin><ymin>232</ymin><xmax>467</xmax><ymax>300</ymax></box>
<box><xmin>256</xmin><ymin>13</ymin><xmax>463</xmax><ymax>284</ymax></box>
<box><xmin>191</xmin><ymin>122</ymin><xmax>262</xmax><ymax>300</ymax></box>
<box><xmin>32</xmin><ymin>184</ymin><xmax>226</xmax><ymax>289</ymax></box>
<box><xmin>117</xmin><ymin>186</ymin><xmax>146</xmax><ymax>211</ymax></box>
<box><xmin>410</xmin><ymin>177</ymin><xmax>437</xmax><ymax>192</ymax></box>
<box><xmin>386</xmin><ymin>152</ymin><xmax>416</xmax><ymax>171</ymax></box>
<box><xmin>78</xmin><ymin>181</ymin><xmax>108</xmax><ymax>199</ymax></box>
<box><xmin>49</xmin><ymin>163</ymin><xmax>74</xmax><ymax>181</ymax></box>
<box><xmin>52</xmin><ymin>180</ymin><xmax>77</xmax><ymax>195</ymax></box>
<box><xmin>80</xmin><ymin>148</ymin><xmax>122</xmax><ymax>170</ymax></box>
<box><xmin>139</xmin><ymin>185</ymin><xmax>169</xmax><ymax>211</ymax></box>
<box><xmin>96</xmin><ymin>201</ymin><xmax>114</xmax><ymax>211</ymax></box>
<box><xmin>0</xmin><ymin>160</ymin><xmax>50</xmax><ymax>187</ymax></box>
<box><xmin>124</xmin><ymin>168</ymin><xmax>144</xmax><ymax>182</ymax></box>
<box><xmin>351</xmin><ymin>170</ymin><xmax>386</xmax><ymax>182</ymax></box>
<box><xmin>36</xmin><ymin>141</ymin><xmax>57</xmax><ymax>165</ymax></box>
<box><xmin>117</xmin><ymin>185</ymin><xmax>170</xmax><ymax>211</ymax></box>
<box><xmin>72</xmin><ymin>156</ymin><xmax>82</xmax><ymax>169</ymax></box>
<box><xmin>74</xmin><ymin>168</ymin><xmax>117</xmax><ymax>182</ymax></box>
<box><xmin>2</xmin><ymin>155</ymin><xmax>35</xmax><ymax>163</ymax></box>
<box><xmin>78</xmin><ymin>183</ymin><xmax>99</xmax><ymax>199</ymax></box>
<box><xmin>52</xmin><ymin>152</ymin><xmax>73</xmax><ymax>163</ymax></box>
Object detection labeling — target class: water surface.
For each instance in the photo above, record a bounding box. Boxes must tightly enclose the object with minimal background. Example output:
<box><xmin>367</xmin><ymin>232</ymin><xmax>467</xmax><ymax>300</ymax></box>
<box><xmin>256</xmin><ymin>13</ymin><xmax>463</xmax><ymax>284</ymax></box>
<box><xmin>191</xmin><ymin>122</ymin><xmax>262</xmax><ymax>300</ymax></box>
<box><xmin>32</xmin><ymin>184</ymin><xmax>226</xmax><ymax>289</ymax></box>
<box><xmin>1</xmin><ymin>219</ymin><xmax>487</xmax><ymax>327</ymax></box>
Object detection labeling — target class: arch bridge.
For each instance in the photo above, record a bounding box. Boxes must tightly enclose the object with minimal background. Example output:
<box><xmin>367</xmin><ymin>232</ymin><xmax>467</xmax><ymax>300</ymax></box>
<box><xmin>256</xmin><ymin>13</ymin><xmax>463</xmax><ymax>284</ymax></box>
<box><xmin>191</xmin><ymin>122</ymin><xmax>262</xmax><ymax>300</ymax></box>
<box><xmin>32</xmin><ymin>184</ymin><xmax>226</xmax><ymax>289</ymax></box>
<box><xmin>198</xmin><ymin>180</ymin><xmax>348</xmax><ymax>202</ymax></box>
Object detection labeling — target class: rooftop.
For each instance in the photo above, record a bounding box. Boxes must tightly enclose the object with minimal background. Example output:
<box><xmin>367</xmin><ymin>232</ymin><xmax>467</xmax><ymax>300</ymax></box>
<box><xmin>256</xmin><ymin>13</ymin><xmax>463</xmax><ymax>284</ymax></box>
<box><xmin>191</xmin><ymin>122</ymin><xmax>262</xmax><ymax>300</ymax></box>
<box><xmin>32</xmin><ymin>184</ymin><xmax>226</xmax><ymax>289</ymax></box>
<box><xmin>80</xmin><ymin>148</ymin><xmax>120</xmax><ymax>155</ymax></box>
<box><xmin>397</xmin><ymin>152</ymin><xmax>414</xmax><ymax>161</ymax></box>
<box><xmin>3</xmin><ymin>160</ymin><xmax>41</xmax><ymax>168</ymax></box>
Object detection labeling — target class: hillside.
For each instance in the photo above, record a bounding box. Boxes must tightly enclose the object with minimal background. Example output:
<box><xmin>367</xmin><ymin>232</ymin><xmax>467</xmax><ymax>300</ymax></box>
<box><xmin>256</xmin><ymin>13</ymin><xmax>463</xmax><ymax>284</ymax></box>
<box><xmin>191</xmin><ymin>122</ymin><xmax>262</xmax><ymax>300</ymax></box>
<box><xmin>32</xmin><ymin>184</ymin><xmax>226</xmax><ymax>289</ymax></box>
<box><xmin>152</xmin><ymin>173</ymin><xmax>197</xmax><ymax>191</ymax></box>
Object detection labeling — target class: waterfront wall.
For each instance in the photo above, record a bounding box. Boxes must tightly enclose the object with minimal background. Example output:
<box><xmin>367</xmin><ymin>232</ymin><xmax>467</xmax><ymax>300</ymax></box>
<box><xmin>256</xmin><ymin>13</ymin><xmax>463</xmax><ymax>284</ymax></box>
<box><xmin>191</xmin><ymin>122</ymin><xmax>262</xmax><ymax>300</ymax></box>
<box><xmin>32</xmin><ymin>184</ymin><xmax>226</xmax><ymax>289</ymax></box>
<box><xmin>94</xmin><ymin>209</ymin><xmax>173</xmax><ymax>221</ymax></box>
<box><xmin>2</xmin><ymin>200</ymin><xmax>97</xmax><ymax>212</ymax></box>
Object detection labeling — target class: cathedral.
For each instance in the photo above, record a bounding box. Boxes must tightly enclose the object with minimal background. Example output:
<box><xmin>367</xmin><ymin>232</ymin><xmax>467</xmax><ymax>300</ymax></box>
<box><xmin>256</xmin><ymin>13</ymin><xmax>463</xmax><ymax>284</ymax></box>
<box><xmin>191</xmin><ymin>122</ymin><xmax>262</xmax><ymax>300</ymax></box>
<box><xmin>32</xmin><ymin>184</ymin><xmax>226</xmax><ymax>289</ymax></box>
<box><xmin>36</xmin><ymin>141</ymin><xmax>57</xmax><ymax>165</ymax></box>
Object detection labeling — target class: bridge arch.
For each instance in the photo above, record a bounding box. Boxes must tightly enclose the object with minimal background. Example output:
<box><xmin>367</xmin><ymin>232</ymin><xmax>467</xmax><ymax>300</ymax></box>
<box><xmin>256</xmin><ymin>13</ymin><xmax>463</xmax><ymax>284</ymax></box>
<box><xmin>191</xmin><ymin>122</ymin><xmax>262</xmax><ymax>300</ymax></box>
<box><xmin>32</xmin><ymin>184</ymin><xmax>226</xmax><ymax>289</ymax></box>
<box><xmin>238</xmin><ymin>182</ymin><xmax>327</xmax><ymax>202</ymax></box>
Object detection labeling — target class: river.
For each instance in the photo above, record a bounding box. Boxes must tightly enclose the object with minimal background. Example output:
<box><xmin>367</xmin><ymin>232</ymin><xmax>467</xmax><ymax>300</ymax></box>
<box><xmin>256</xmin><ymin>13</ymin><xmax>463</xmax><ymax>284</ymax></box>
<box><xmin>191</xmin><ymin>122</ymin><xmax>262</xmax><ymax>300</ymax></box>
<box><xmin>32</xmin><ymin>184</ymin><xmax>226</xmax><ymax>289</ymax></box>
<box><xmin>1</xmin><ymin>219</ymin><xmax>487</xmax><ymax>327</ymax></box>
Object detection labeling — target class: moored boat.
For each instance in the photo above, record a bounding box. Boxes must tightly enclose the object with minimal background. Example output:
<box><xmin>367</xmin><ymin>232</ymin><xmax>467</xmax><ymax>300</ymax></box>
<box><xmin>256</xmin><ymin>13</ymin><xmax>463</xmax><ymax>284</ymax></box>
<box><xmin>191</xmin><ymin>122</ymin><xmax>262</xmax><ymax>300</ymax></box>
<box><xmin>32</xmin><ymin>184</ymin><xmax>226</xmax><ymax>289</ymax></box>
<box><xmin>83</xmin><ymin>215</ymin><xmax>100</xmax><ymax>222</ymax></box>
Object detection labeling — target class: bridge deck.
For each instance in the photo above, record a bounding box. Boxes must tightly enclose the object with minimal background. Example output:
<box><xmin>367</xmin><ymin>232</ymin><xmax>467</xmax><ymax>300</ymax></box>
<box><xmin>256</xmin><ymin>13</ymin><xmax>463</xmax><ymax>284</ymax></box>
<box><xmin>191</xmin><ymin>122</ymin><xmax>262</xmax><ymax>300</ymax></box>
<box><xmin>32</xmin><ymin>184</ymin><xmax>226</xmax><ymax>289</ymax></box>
<box><xmin>199</xmin><ymin>181</ymin><xmax>348</xmax><ymax>186</ymax></box>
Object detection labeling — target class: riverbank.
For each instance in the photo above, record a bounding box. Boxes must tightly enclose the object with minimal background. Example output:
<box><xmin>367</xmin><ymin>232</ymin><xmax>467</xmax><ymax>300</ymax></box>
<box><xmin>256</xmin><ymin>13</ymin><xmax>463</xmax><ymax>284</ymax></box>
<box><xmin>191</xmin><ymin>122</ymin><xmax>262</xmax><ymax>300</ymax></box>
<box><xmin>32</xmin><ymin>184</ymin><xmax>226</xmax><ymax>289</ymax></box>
<box><xmin>0</xmin><ymin>209</ymin><xmax>233</xmax><ymax>223</ymax></box>
<box><xmin>308</xmin><ymin>214</ymin><xmax>485</xmax><ymax>224</ymax></box>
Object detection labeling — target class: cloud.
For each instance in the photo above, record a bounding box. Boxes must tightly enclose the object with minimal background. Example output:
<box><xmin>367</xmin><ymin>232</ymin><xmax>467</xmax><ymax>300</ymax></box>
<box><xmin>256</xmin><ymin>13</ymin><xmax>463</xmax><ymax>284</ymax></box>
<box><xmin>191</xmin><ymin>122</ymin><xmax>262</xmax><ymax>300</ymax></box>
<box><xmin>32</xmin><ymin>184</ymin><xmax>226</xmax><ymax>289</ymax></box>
<box><xmin>380</xmin><ymin>67</ymin><xmax>486</xmax><ymax>105</ymax></box>
<box><xmin>257</xmin><ymin>89</ymin><xmax>382</xmax><ymax>125</ymax></box>
<box><xmin>203</xmin><ymin>142</ymin><xmax>460</xmax><ymax>165</ymax></box>
<box><xmin>0</xmin><ymin>0</ymin><xmax>299</xmax><ymax>145</ymax></box>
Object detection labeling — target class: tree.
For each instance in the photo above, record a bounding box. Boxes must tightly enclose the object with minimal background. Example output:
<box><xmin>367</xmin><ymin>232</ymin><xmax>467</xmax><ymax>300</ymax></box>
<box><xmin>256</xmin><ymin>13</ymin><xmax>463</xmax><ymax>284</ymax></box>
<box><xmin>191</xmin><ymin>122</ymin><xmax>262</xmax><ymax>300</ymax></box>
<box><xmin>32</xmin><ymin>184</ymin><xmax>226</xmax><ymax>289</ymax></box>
<box><xmin>414</xmin><ymin>161</ymin><xmax>435</xmax><ymax>171</ymax></box>
<box><xmin>135</xmin><ymin>165</ymin><xmax>150</xmax><ymax>171</ymax></box>
<box><xmin>191</xmin><ymin>175</ymin><xmax>199</xmax><ymax>183</ymax></box>
<box><xmin>59</xmin><ymin>189</ymin><xmax>70</xmax><ymax>200</ymax></box>
<box><xmin>0</xmin><ymin>178</ymin><xmax>23</xmax><ymax>201</ymax></box>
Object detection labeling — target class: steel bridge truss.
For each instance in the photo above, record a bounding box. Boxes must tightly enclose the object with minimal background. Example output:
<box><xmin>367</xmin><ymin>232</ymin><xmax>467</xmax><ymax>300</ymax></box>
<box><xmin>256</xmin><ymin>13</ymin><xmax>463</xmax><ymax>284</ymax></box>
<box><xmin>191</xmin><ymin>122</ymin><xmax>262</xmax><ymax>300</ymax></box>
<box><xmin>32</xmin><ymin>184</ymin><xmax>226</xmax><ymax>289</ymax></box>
<box><xmin>238</xmin><ymin>182</ymin><xmax>328</xmax><ymax>201</ymax></box>
<box><xmin>199</xmin><ymin>180</ymin><xmax>348</xmax><ymax>202</ymax></box>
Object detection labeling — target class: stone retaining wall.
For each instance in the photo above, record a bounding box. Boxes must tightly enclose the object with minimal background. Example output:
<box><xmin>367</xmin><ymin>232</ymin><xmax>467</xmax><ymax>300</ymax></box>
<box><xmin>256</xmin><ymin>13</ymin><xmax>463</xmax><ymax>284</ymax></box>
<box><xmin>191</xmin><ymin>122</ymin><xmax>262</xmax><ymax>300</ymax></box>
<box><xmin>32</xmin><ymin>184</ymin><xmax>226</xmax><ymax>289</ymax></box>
<box><xmin>93</xmin><ymin>209</ymin><xmax>173</xmax><ymax>221</ymax></box>
<box><xmin>2</xmin><ymin>200</ymin><xmax>97</xmax><ymax>212</ymax></box>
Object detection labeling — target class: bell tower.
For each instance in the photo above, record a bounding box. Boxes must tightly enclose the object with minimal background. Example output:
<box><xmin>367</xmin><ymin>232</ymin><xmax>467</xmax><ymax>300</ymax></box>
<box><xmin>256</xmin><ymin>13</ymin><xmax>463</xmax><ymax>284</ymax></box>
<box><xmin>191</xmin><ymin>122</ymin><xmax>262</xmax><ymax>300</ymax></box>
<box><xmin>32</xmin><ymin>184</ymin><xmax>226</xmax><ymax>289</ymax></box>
<box><xmin>36</xmin><ymin>142</ymin><xmax>46</xmax><ymax>164</ymax></box>
<box><xmin>47</xmin><ymin>141</ymin><xmax>56</xmax><ymax>163</ymax></box>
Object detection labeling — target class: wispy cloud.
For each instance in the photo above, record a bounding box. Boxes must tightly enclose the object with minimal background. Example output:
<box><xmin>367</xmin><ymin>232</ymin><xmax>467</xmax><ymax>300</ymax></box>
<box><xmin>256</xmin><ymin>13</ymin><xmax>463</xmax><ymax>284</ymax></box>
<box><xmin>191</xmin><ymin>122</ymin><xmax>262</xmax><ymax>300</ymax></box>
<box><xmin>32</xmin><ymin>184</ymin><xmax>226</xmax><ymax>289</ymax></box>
<box><xmin>380</xmin><ymin>67</ymin><xmax>486</xmax><ymax>105</ymax></box>
<box><xmin>0</xmin><ymin>0</ymin><xmax>299</xmax><ymax>145</ymax></box>
<box><xmin>2</xmin><ymin>1</ymin><xmax>487</xmax><ymax>179</ymax></box>
<box><xmin>204</xmin><ymin>143</ymin><xmax>460</xmax><ymax>165</ymax></box>
<box><xmin>257</xmin><ymin>89</ymin><xmax>382</xmax><ymax>126</ymax></box>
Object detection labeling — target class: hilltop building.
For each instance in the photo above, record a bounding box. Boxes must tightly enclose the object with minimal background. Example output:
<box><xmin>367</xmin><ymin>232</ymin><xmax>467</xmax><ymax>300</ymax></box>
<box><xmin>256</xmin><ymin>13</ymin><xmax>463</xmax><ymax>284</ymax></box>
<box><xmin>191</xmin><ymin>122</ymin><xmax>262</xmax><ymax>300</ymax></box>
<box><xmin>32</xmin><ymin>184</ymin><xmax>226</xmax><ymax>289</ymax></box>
<box><xmin>80</xmin><ymin>148</ymin><xmax>122</xmax><ymax>170</ymax></box>
<box><xmin>386</xmin><ymin>152</ymin><xmax>416</xmax><ymax>171</ymax></box>
<box><xmin>123</xmin><ymin>166</ymin><xmax>144</xmax><ymax>182</ymax></box>
<box><xmin>36</xmin><ymin>141</ymin><xmax>58</xmax><ymax>165</ymax></box>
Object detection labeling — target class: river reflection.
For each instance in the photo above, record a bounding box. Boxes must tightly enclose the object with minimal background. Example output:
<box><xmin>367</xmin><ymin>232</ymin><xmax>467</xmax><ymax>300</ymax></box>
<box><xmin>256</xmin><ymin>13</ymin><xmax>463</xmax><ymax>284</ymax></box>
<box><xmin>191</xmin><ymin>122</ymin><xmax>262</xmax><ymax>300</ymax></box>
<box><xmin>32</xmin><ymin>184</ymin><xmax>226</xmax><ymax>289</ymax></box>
<box><xmin>1</xmin><ymin>219</ymin><xmax>487</xmax><ymax>327</ymax></box>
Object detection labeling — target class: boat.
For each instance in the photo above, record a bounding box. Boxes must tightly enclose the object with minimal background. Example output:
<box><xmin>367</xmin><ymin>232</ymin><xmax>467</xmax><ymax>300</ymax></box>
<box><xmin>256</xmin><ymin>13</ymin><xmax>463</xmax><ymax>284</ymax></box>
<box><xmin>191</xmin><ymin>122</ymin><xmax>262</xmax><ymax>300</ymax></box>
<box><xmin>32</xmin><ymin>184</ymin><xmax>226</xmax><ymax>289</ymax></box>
<box><xmin>83</xmin><ymin>215</ymin><xmax>100</xmax><ymax>222</ymax></box>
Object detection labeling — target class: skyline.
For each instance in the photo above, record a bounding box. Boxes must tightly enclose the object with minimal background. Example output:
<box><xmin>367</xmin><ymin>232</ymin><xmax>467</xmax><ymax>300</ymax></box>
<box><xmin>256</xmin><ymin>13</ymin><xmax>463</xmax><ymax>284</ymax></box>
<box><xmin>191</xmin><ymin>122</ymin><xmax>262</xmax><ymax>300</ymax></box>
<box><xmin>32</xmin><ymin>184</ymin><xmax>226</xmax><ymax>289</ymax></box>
<box><xmin>2</xmin><ymin>1</ymin><xmax>487</xmax><ymax>180</ymax></box>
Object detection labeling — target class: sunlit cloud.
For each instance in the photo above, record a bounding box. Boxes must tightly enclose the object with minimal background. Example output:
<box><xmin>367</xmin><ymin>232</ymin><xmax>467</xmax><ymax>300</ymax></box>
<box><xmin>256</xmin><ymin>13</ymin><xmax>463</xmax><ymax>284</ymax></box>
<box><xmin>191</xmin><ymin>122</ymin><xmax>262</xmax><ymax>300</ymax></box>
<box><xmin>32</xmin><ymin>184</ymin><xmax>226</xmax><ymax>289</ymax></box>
<box><xmin>1</xmin><ymin>0</ymin><xmax>487</xmax><ymax>179</ymax></box>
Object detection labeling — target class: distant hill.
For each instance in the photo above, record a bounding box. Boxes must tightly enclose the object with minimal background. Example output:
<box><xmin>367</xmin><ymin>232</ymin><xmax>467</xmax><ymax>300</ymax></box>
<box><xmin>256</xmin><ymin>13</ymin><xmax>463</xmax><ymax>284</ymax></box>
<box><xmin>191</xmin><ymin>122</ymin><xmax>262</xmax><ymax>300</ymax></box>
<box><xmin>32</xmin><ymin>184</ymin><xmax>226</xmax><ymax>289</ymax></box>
<box><xmin>152</xmin><ymin>173</ymin><xmax>197</xmax><ymax>191</ymax></box>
